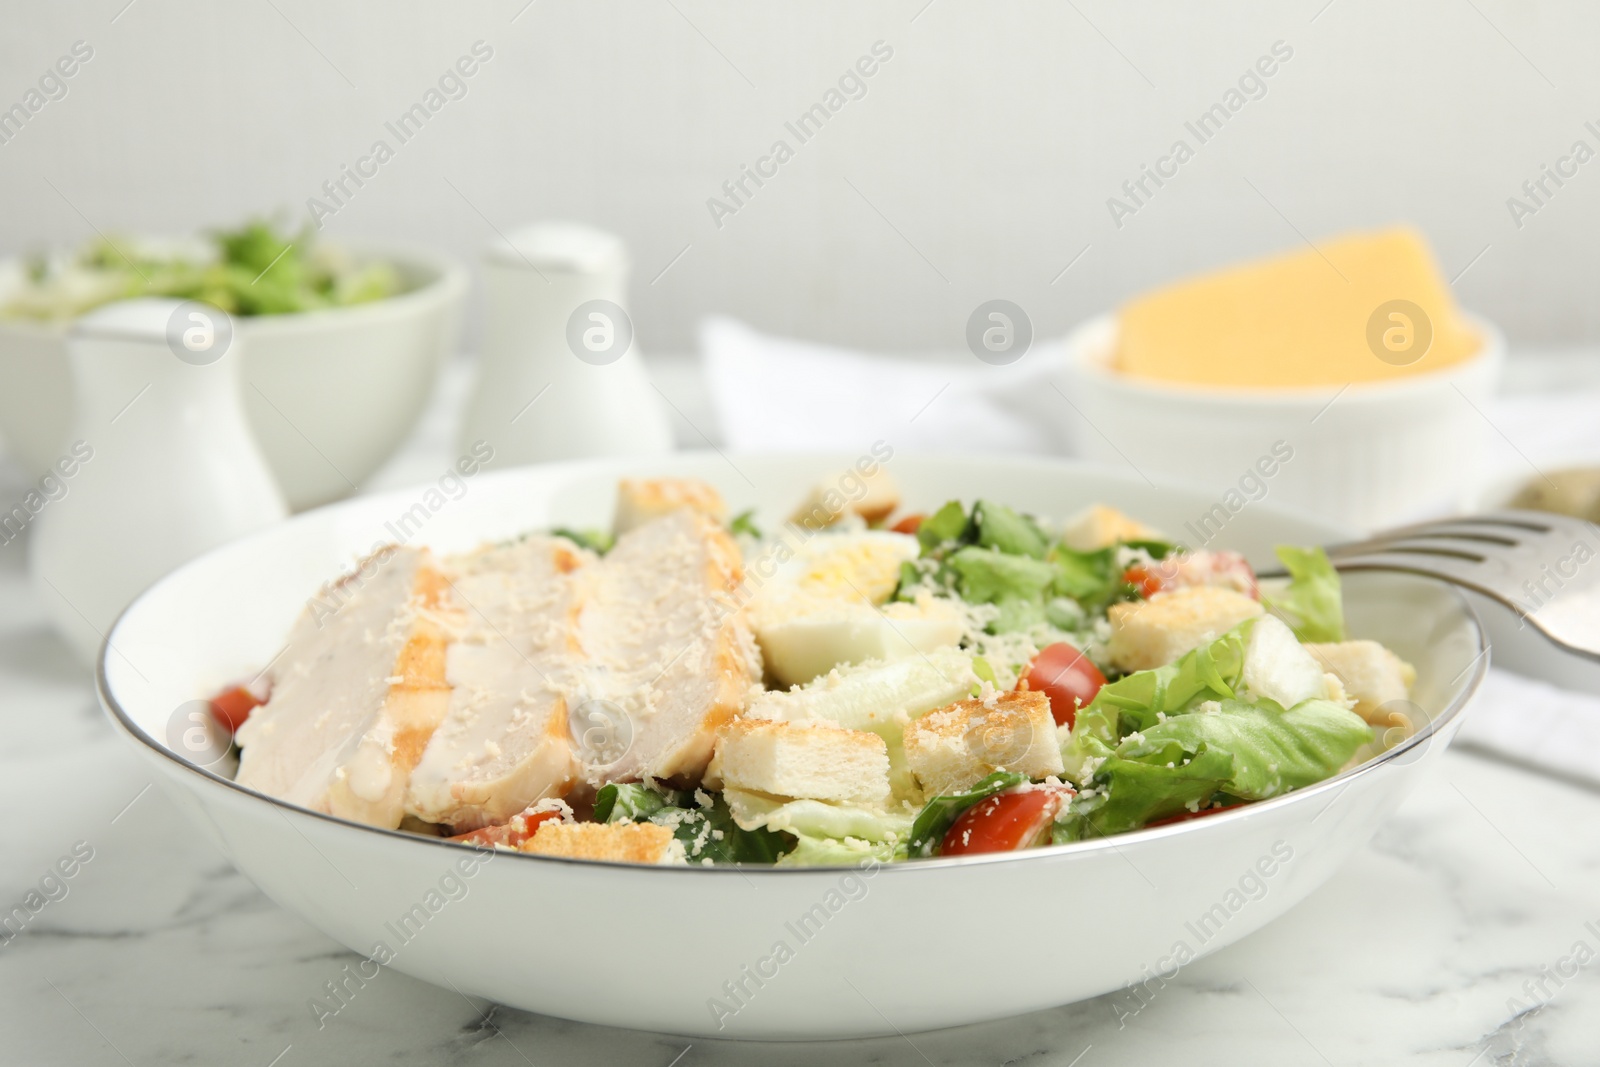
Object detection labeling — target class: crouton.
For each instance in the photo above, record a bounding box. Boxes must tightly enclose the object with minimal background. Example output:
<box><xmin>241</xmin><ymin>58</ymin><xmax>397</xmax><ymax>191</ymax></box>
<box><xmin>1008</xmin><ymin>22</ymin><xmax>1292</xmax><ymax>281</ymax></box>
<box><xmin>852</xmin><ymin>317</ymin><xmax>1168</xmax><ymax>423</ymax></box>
<box><xmin>1107</xmin><ymin>586</ymin><xmax>1264</xmax><ymax>672</ymax></box>
<box><xmin>707</xmin><ymin>719</ymin><xmax>891</xmax><ymax>806</ymax></box>
<box><xmin>903</xmin><ymin>690</ymin><xmax>1064</xmax><ymax>797</ymax></box>
<box><xmin>1306</xmin><ymin>640</ymin><xmax>1416</xmax><ymax>726</ymax></box>
<box><xmin>1061</xmin><ymin>504</ymin><xmax>1158</xmax><ymax>551</ymax></box>
<box><xmin>789</xmin><ymin>465</ymin><xmax>900</xmax><ymax>530</ymax></box>
<box><xmin>521</xmin><ymin>822</ymin><xmax>681</xmax><ymax>864</ymax></box>
<box><xmin>447</xmin><ymin>801</ymin><xmax>571</xmax><ymax>848</ymax></box>
<box><xmin>613</xmin><ymin>478</ymin><xmax>728</xmax><ymax>537</ymax></box>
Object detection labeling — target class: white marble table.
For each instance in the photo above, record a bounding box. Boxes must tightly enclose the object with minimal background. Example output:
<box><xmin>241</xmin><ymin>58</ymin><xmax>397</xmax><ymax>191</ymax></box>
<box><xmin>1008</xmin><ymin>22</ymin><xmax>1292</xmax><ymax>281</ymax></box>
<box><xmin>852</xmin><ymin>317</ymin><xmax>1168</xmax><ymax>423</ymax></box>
<box><xmin>3</xmin><ymin>357</ymin><xmax>1599</xmax><ymax>1065</ymax></box>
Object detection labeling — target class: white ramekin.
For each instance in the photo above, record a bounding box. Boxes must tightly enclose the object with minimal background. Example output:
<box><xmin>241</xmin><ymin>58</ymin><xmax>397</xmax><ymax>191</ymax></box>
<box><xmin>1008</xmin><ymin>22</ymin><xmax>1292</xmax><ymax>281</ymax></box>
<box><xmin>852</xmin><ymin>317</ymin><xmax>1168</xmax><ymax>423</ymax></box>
<box><xmin>1058</xmin><ymin>313</ymin><xmax>1505</xmax><ymax>533</ymax></box>
<box><xmin>0</xmin><ymin>241</ymin><xmax>466</xmax><ymax>511</ymax></box>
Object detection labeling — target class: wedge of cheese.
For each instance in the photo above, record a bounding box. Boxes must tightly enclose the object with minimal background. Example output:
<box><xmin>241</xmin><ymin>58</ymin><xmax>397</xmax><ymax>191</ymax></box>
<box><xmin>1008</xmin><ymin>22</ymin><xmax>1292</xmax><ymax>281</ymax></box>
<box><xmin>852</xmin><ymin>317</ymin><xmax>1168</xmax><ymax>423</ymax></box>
<box><xmin>1116</xmin><ymin>227</ymin><xmax>1481</xmax><ymax>388</ymax></box>
<box><xmin>236</xmin><ymin>546</ymin><xmax>459</xmax><ymax>828</ymax></box>
<box><xmin>574</xmin><ymin>509</ymin><xmax>762</xmax><ymax>783</ymax></box>
<box><xmin>404</xmin><ymin>537</ymin><xmax>593</xmax><ymax>831</ymax></box>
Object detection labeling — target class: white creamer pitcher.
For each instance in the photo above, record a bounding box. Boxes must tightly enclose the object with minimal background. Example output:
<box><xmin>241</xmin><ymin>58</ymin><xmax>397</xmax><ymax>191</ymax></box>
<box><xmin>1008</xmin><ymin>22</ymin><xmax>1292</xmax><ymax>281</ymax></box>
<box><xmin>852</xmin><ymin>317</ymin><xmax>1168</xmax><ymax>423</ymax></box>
<box><xmin>458</xmin><ymin>223</ymin><xmax>673</xmax><ymax>464</ymax></box>
<box><xmin>30</xmin><ymin>298</ymin><xmax>287</xmax><ymax>663</ymax></box>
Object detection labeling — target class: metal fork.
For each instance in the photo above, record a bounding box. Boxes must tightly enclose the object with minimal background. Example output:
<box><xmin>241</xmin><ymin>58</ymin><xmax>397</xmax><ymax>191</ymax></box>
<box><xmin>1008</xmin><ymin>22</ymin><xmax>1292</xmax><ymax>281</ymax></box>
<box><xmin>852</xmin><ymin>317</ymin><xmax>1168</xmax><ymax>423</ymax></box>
<box><xmin>1294</xmin><ymin>510</ymin><xmax>1600</xmax><ymax>660</ymax></box>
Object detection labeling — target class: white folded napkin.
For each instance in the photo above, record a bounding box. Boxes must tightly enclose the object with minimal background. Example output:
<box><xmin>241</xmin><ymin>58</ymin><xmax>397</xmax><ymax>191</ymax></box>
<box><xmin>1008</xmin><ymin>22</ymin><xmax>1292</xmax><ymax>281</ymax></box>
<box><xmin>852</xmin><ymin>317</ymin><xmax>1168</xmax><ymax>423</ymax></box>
<box><xmin>700</xmin><ymin>316</ymin><xmax>1075</xmax><ymax>454</ymax></box>
<box><xmin>1458</xmin><ymin>668</ymin><xmax>1600</xmax><ymax>789</ymax></box>
<box><xmin>700</xmin><ymin>317</ymin><xmax>1600</xmax><ymax>470</ymax></box>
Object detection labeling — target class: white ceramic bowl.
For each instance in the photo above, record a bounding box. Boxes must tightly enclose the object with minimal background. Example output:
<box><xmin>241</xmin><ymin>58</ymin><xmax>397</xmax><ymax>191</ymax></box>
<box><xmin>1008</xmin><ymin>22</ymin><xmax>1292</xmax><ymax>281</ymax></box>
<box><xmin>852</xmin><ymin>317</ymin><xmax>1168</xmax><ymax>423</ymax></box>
<box><xmin>96</xmin><ymin>453</ymin><xmax>1486</xmax><ymax>1040</ymax></box>
<box><xmin>1060</xmin><ymin>313</ymin><xmax>1504</xmax><ymax>532</ymax></box>
<box><xmin>0</xmin><ymin>241</ymin><xmax>467</xmax><ymax>511</ymax></box>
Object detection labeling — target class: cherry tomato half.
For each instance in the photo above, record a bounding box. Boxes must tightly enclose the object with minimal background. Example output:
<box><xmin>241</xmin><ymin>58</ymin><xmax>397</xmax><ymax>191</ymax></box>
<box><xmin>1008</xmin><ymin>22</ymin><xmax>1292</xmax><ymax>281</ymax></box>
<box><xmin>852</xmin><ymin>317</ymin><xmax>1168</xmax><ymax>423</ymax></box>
<box><xmin>890</xmin><ymin>513</ymin><xmax>925</xmax><ymax>535</ymax></box>
<box><xmin>1124</xmin><ymin>551</ymin><xmax>1259</xmax><ymax>601</ymax></box>
<box><xmin>1019</xmin><ymin>643</ymin><xmax>1106</xmax><ymax>729</ymax></box>
<box><xmin>210</xmin><ymin>685</ymin><xmax>264</xmax><ymax>736</ymax></box>
<box><xmin>941</xmin><ymin>785</ymin><xmax>1073</xmax><ymax>856</ymax></box>
<box><xmin>1123</xmin><ymin>564</ymin><xmax>1166</xmax><ymax>599</ymax></box>
<box><xmin>449</xmin><ymin>809</ymin><xmax>561</xmax><ymax>849</ymax></box>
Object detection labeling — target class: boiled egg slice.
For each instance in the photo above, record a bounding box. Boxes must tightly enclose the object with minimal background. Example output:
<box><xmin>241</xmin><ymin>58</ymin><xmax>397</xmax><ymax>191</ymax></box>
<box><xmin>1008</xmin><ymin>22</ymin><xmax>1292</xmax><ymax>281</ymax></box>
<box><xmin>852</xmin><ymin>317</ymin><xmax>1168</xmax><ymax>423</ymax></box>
<box><xmin>749</xmin><ymin>532</ymin><xmax>963</xmax><ymax>687</ymax></box>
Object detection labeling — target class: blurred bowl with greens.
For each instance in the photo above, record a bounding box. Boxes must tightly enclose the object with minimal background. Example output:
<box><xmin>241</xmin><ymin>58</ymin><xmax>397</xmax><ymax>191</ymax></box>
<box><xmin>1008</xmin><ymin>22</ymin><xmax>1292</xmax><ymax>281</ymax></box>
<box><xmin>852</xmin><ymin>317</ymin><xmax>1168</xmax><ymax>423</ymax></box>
<box><xmin>0</xmin><ymin>221</ymin><xmax>466</xmax><ymax>510</ymax></box>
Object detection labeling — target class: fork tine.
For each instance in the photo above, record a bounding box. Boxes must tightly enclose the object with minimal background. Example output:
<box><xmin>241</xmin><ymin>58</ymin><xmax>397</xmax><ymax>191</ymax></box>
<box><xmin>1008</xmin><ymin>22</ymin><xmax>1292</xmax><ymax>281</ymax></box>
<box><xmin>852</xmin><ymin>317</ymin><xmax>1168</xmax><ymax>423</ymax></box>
<box><xmin>1320</xmin><ymin>548</ymin><xmax>1493</xmax><ymax>588</ymax></box>
<box><xmin>1374</xmin><ymin>530</ymin><xmax>1519</xmax><ymax>548</ymax></box>
<box><xmin>1432</xmin><ymin>514</ymin><xmax>1554</xmax><ymax>531</ymax></box>
<box><xmin>1333</xmin><ymin>542</ymin><xmax>1489</xmax><ymax>564</ymax></box>
<box><xmin>1325</xmin><ymin>510</ymin><xmax>1594</xmax><ymax>559</ymax></box>
<box><xmin>1326</xmin><ymin>535</ymin><xmax>1499</xmax><ymax>560</ymax></box>
<box><xmin>1459</xmin><ymin>510</ymin><xmax>1600</xmax><ymax>542</ymax></box>
<box><xmin>1368</xmin><ymin>513</ymin><xmax>1556</xmax><ymax>540</ymax></box>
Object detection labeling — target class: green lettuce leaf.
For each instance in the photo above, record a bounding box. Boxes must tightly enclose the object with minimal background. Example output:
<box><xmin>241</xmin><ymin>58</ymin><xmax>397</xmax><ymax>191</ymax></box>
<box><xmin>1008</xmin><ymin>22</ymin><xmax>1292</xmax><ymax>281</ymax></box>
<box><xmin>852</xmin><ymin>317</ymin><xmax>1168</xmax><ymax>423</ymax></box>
<box><xmin>1045</xmin><ymin>597</ymin><xmax>1086</xmax><ymax>630</ymax></box>
<box><xmin>593</xmin><ymin>782</ymin><xmax>683</xmax><ymax>822</ymax></box>
<box><xmin>679</xmin><ymin>799</ymin><xmax>795</xmax><ymax>864</ymax></box>
<box><xmin>973</xmin><ymin>500</ymin><xmax>1050</xmax><ymax>559</ymax></box>
<box><xmin>1062</xmin><ymin>620</ymin><xmax>1254</xmax><ymax>777</ymax></box>
<box><xmin>1047</xmin><ymin>544</ymin><xmax>1118</xmax><ymax>604</ymax></box>
<box><xmin>1262</xmin><ymin>545</ymin><xmax>1346</xmax><ymax>643</ymax></box>
<box><xmin>722</xmin><ymin>789</ymin><xmax>912</xmax><ymax>842</ymax></box>
<box><xmin>988</xmin><ymin>595</ymin><xmax>1048</xmax><ymax>635</ymax></box>
<box><xmin>1057</xmin><ymin>697</ymin><xmax>1372</xmax><ymax>840</ymax></box>
<box><xmin>1130</xmin><ymin>697</ymin><xmax>1372</xmax><ymax>800</ymax></box>
<box><xmin>552</xmin><ymin>527</ymin><xmax>614</xmax><ymax>555</ymax></box>
<box><xmin>1055</xmin><ymin>744</ymin><xmax>1234</xmax><ymax>840</ymax></box>
<box><xmin>917</xmin><ymin>500</ymin><xmax>972</xmax><ymax>553</ymax></box>
<box><xmin>907</xmin><ymin>771</ymin><xmax>1027</xmax><ymax>857</ymax></box>
<box><xmin>947</xmin><ymin>546</ymin><xmax>1057</xmax><ymax>605</ymax></box>
<box><xmin>1043</xmin><ymin>539</ymin><xmax>1180</xmax><ymax>613</ymax></box>
<box><xmin>1122</xmin><ymin>539</ymin><xmax>1180</xmax><ymax>561</ymax></box>
<box><xmin>595</xmin><ymin>783</ymin><xmax>793</xmax><ymax>864</ymax></box>
<box><xmin>777</xmin><ymin>835</ymin><xmax>904</xmax><ymax>867</ymax></box>
<box><xmin>729</xmin><ymin>509</ymin><xmax>763</xmax><ymax>539</ymax></box>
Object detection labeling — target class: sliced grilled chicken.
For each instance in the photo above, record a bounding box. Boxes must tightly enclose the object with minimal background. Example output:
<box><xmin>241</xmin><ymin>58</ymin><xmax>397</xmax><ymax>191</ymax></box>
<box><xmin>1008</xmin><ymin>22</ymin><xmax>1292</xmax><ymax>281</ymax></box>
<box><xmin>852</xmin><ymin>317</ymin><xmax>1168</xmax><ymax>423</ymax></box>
<box><xmin>574</xmin><ymin>509</ymin><xmax>762</xmax><ymax>783</ymax></box>
<box><xmin>404</xmin><ymin>537</ymin><xmax>594</xmax><ymax>831</ymax></box>
<box><xmin>236</xmin><ymin>545</ymin><xmax>458</xmax><ymax>828</ymax></box>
